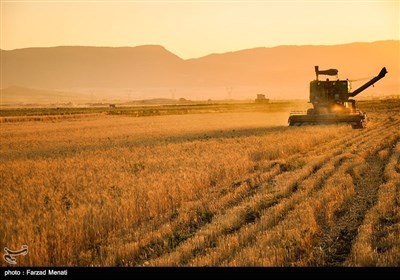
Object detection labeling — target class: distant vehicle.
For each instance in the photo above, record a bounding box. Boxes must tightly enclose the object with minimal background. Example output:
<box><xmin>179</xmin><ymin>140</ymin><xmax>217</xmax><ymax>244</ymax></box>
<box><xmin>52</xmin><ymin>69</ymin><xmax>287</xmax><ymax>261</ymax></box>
<box><xmin>255</xmin><ymin>94</ymin><xmax>269</xmax><ymax>103</ymax></box>
<box><xmin>288</xmin><ymin>66</ymin><xmax>387</xmax><ymax>129</ymax></box>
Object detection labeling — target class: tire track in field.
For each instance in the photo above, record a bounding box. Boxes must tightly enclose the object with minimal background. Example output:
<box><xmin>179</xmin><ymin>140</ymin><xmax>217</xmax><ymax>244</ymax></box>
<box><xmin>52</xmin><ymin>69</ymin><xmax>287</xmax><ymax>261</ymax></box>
<box><xmin>186</xmin><ymin>119</ymin><xmax>400</xmax><ymax>266</ymax></box>
<box><xmin>346</xmin><ymin>138</ymin><xmax>400</xmax><ymax>266</ymax></box>
<box><xmin>131</xmin><ymin>130</ymin><xmax>350</xmax><ymax>265</ymax></box>
<box><xmin>311</xmin><ymin>137</ymin><xmax>398</xmax><ymax>266</ymax></box>
<box><xmin>122</xmin><ymin>111</ymin><xmax>400</xmax><ymax>264</ymax></box>
<box><xmin>217</xmin><ymin>122</ymin><xmax>398</xmax><ymax>265</ymax></box>
<box><xmin>214</xmin><ymin>124</ymin><xmax>396</xmax><ymax>266</ymax></box>
<box><xmin>371</xmin><ymin>182</ymin><xmax>400</xmax><ymax>264</ymax></box>
<box><xmin>147</xmin><ymin>121</ymin><xmax>397</xmax><ymax>265</ymax></box>
<box><xmin>129</xmin><ymin>116</ymin><xmax>399</xmax><ymax>265</ymax></box>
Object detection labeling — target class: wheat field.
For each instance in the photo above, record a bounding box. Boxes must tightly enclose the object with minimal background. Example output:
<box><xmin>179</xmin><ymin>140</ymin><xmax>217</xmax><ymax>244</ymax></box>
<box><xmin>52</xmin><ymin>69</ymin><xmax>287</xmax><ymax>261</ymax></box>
<box><xmin>1</xmin><ymin>101</ymin><xmax>399</xmax><ymax>267</ymax></box>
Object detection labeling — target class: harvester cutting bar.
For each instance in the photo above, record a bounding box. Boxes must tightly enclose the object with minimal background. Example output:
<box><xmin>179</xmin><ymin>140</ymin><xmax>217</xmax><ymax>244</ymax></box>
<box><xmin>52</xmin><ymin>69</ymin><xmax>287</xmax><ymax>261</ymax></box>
<box><xmin>288</xmin><ymin>112</ymin><xmax>367</xmax><ymax>129</ymax></box>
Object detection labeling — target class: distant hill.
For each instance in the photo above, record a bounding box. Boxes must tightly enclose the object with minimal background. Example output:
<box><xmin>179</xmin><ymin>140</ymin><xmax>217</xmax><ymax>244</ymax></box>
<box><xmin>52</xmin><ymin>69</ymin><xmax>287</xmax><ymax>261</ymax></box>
<box><xmin>0</xmin><ymin>86</ymin><xmax>93</xmax><ymax>104</ymax></box>
<box><xmin>1</xmin><ymin>41</ymin><xmax>398</xmax><ymax>102</ymax></box>
<box><xmin>185</xmin><ymin>40</ymin><xmax>399</xmax><ymax>98</ymax></box>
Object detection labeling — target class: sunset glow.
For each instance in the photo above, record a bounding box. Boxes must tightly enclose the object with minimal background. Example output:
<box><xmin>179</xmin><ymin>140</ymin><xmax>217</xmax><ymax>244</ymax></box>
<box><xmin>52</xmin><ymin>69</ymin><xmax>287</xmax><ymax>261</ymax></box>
<box><xmin>1</xmin><ymin>0</ymin><xmax>399</xmax><ymax>59</ymax></box>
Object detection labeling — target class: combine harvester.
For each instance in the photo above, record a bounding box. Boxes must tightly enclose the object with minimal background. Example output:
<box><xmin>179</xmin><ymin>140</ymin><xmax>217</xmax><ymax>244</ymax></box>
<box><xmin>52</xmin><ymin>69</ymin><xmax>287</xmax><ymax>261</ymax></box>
<box><xmin>288</xmin><ymin>66</ymin><xmax>387</xmax><ymax>129</ymax></box>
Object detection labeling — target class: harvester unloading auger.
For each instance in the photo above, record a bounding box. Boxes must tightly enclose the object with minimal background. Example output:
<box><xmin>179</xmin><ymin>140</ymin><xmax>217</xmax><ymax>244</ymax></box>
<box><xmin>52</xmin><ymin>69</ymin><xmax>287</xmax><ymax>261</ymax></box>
<box><xmin>288</xmin><ymin>66</ymin><xmax>387</xmax><ymax>129</ymax></box>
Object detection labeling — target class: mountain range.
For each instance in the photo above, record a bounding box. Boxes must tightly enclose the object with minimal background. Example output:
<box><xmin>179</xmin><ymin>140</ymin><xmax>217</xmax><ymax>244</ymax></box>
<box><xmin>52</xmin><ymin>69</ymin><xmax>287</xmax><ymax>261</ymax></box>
<box><xmin>1</xmin><ymin>40</ymin><xmax>398</xmax><ymax>103</ymax></box>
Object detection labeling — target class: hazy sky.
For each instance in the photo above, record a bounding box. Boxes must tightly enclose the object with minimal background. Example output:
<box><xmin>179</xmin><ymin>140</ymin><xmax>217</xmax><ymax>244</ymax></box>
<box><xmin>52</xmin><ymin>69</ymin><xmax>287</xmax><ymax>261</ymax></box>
<box><xmin>1</xmin><ymin>0</ymin><xmax>399</xmax><ymax>59</ymax></box>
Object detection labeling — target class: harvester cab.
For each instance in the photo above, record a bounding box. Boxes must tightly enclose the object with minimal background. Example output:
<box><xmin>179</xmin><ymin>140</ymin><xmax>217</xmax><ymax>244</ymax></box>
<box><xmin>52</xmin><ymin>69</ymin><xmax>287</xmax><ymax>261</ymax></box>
<box><xmin>288</xmin><ymin>66</ymin><xmax>387</xmax><ymax>129</ymax></box>
<box><xmin>310</xmin><ymin>66</ymin><xmax>352</xmax><ymax>114</ymax></box>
